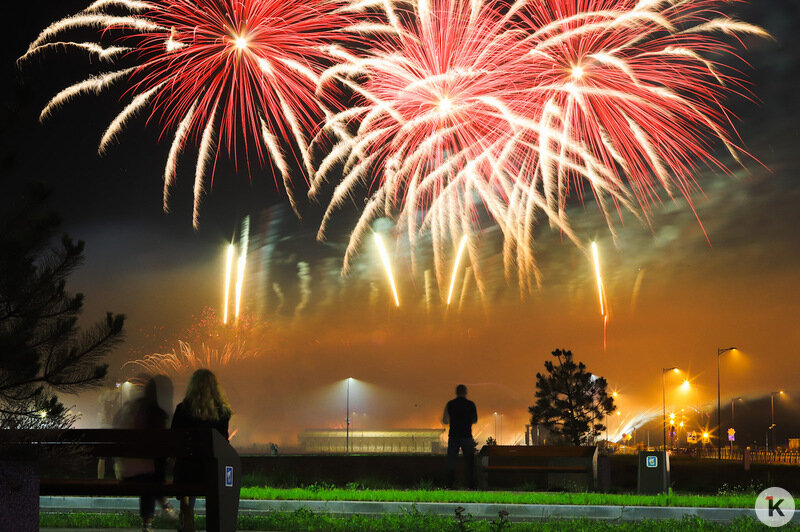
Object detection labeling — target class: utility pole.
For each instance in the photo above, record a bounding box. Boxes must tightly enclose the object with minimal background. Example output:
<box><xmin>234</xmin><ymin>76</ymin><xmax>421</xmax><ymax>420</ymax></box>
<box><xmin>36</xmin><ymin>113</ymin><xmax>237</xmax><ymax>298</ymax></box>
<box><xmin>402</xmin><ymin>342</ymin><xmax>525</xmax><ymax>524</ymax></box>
<box><xmin>662</xmin><ymin>367</ymin><xmax>677</xmax><ymax>450</ymax></box>
<box><xmin>346</xmin><ymin>378</ymin><xmax>351</xmax><ymax>454</ymax></box>
<box><xmin>717</xmin><ymin>347</ymin><xmax>736</xmax><ymax>459</ymax></box>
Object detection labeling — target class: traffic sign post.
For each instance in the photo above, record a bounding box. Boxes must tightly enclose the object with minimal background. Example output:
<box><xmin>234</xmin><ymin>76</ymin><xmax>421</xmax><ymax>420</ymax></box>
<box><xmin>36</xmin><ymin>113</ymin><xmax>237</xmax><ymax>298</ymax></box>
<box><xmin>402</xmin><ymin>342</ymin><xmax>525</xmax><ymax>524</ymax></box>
<box><xmin>637</xmin><ymin>451</ymin><xmax>670</xmax><ymax>494</ymax></box>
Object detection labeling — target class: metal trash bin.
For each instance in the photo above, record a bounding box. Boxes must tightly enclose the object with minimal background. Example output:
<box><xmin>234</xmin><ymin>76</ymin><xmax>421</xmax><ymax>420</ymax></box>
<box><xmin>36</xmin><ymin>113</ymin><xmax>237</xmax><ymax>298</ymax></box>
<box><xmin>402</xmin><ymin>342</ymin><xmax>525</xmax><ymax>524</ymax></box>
<box><xmin>637</xmin><ymin>450</ymin><xmax>670</xmax><ymax>494</ymax></box>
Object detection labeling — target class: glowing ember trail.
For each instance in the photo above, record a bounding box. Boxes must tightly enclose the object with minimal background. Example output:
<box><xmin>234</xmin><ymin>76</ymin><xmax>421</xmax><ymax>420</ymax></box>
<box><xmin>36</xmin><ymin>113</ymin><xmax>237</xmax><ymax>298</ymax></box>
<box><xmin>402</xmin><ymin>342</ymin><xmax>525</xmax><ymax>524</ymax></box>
<box><xmin>447</xmin><ymin>235</ymin><xmax>469</xmax><ymax>305</ymax></box>
<box><xmin>591</xmin><ymin>241</ymin><xmax>608</xmax><ymax>350</ymax></box>
<box><xmin>374</xmin><ymin>233</ymin><xmax>400</xmax><ymax>307</ymax></box>
<box><xmin>124</xmin><ymin>340</ymin><xmax>255</xmax><ymax>374</ymax></box>
<box><xmin>22</xmin><ymin>0</ymin><xmax>352</xmax><ymax>226</ymax></box>
<box><xmin>222</xmin><ymin>243</ymin><xmax>235</xmax><ymax>325</ymax></box>
<box><xmin>312</xmin><ymin>0</ymin><xmax>767</xmax><ymax>289</ymax></box>
<box><xmin>591</xmin><ymin>242</ymin><xmax>605</xmax><ymax>316</ymax></box>
<box><xmin>234</xmin><ymin>217</ymin><xmax>250</xmax><ymax>321</ymax></box>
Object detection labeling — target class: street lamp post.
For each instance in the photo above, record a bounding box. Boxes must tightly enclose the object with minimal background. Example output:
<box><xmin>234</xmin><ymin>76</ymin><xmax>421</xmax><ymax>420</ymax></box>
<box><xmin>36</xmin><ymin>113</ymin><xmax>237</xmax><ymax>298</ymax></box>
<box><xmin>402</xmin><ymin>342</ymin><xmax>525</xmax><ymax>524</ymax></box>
<box><xmin>770</xmin><ymin>391</ymin><xmax>784</xmax><ymax>451</ymax></box>
<box><xmin>730</xmin><ymin>397</ymin><xmax>742</xmax><ymax>453</ymax></box>
<box><xmin>346</xmin><ymin>378</ymin><xmax>351</xmax><ymax>454</ymax></box>
<box><xmin>662</xmin><ymin>367</ymin><xmax>678</xmax><ymax>451</ymax></box>
<box><xmin>731</xmin><ymin>397</ymin><xmax>742</xmax><ymax>427</ymax></box>
<box><xmin>716</xmin><ymin>347</ymin><xmax>736</xmax><ymax>459</ymax></box>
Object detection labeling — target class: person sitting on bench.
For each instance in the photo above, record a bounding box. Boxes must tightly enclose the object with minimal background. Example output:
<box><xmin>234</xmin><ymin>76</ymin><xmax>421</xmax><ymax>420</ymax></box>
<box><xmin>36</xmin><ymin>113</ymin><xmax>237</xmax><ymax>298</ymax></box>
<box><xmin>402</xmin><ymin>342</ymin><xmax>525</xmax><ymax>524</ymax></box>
<box><xmin>172</xmin><ymin>369</ymin><xmax>232</xmax><ymax>532</ymax></box>
<box><xmin>113</xmin><ymin>375</ymin><xmax>177</xmax><ymax>532</ymax></box>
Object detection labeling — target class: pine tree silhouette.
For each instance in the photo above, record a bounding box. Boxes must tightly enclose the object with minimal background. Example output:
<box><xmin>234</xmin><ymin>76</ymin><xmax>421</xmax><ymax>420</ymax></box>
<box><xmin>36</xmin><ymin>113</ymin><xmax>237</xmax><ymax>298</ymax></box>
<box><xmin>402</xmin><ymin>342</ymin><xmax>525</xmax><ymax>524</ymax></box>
<box><xmin>529</xmin><ymin>349</ymin><xmax>615</xmax><ymax>445</ymax></box>
<box><xmin>0</xmin><ymin>184</ymin><xmax>125</xmax><ymax>429</ymax></box>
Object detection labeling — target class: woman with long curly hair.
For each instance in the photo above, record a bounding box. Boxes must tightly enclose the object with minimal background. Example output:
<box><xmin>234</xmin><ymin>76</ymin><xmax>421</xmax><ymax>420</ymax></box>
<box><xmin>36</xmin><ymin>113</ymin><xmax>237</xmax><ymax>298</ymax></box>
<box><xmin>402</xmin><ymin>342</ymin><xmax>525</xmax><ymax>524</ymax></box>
<box><xmin>171</xmin><ymin>369</ymin><xmax>232</xmax><ymax>532</ymax></box>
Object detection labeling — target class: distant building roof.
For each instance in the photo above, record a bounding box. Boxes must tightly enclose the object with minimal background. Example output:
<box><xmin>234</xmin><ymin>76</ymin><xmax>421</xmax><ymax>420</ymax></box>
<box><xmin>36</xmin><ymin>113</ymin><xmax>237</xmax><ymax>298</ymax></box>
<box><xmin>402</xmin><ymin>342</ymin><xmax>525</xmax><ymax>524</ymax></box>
<box><xmin>299</xmin><ymin>428</ymin><xmax>446</xmax><ymax>454</ymax></box>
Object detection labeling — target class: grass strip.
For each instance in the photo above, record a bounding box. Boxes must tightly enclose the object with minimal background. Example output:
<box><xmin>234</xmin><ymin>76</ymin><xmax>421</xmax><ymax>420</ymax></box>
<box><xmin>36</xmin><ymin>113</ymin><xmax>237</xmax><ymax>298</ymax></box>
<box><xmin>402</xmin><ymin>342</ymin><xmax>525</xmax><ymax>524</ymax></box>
<box><xmin>240</xmin><ymin>486</ymin><xmax>757</xmax><ymax>508</ymax></box>
<box><xmin>39</xmin><ymin>510</ymin><xmax>792</xmax><ymax>531</ymax></box>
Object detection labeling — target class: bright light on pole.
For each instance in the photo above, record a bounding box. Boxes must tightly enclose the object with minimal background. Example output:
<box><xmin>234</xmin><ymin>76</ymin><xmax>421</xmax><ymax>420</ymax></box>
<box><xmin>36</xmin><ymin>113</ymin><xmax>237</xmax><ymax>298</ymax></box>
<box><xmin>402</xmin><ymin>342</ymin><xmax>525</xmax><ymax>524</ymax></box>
<box><xmin>717</xmin><ymin>347</ymin><xmax>736</xmax><ymax>459</ymax></box>
<box><xmin>770</xmin><ymin>390</ymin><xmax>785</xmax><ymax>451</ymax></box>
<box><xmin>662</xmin><ymin>367</ymin><xmax>678</xmax><ymax>450</ymax></box>
<box><xmin>346</xmin><ymin>378</ymin><xmax>352</xmax><ymax>454</ymax></box>
<box><xmin>731</xmin><ymin>397</ymin><xmax>742</xmax><ymax>428</ymax></box>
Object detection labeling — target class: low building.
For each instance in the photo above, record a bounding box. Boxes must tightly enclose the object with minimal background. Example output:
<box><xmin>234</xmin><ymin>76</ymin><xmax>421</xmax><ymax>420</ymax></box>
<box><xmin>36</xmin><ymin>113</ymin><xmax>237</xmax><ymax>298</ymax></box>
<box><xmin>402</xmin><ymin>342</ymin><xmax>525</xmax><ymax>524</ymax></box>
<box><xmin>299</xmin><ymin>428</ymin><xmax>445</xmax><ymax>454</ymax></box>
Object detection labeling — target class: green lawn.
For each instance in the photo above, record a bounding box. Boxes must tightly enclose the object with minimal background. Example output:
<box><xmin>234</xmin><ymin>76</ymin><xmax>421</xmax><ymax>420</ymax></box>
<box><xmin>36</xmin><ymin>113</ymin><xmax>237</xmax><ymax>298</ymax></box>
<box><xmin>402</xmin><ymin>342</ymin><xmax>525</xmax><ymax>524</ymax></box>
<box><xmin>39</xmin><ymin>511</ymin><xmax>791</xmax><ymax>531</ymax></box>
<box><xmin>240</xmin><ymin>486</ymin><xmax>757</xmax><ymax>508</ymax></box>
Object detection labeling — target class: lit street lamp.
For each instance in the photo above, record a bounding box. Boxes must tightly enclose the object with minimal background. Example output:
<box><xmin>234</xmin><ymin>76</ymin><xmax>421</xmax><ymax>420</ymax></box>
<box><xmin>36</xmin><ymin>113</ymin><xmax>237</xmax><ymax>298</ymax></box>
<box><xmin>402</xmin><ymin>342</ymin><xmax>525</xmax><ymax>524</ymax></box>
<box><xmin>731</xmin><ymin>397</ymin><xmax>743</xmax><ymax>428</ymax></box>
<box><xmin>716</xmin><ymin>347</ymin><xmax>736</xmax><ymax>459</ymax></box>
<box><xmin>662</xmin><ymin>367</ymin><xmax>679</xmax><ymax>450</ymax></box>
<box><xmin>770</xmin><ymin>390</ymin><xmax>785</xmax><ymax>451</ymax></box>
<box><xmin>346</xmin><ymin>378</ymin><xmax>352</xmax><ymax>454</ymax></box>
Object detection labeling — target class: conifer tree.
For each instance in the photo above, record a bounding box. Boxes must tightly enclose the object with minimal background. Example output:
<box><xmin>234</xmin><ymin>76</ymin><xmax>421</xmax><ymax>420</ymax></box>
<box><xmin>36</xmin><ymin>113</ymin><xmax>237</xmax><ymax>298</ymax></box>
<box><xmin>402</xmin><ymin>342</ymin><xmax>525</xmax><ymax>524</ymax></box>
<box><xmin>0</xmin><ymin>184</ymin><xmax>125</xmax><ymax>429</ymax></box>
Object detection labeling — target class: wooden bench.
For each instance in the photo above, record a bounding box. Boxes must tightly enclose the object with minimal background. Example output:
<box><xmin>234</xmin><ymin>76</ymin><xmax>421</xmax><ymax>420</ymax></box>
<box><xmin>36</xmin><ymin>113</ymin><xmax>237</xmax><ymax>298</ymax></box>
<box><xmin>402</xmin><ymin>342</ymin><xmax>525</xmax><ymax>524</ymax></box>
<box><xmin>479</xmin><ymin>445</ymin><xmax>598</xmax><ymax>490</ymax></box>
<box><xmin>1</xmin><ymin>429</ymin><xmax>241</xmax><ymax>532</ymax></box>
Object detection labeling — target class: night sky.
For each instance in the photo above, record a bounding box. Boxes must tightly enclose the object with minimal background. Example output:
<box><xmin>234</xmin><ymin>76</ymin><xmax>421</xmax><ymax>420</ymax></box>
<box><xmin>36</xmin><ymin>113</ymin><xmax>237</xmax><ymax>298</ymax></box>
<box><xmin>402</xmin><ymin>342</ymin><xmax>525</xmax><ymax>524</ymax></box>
<box><xmin>2</xmin><ymin>0</ymin><xmax>799</xmax><ymax>447</ymax></box>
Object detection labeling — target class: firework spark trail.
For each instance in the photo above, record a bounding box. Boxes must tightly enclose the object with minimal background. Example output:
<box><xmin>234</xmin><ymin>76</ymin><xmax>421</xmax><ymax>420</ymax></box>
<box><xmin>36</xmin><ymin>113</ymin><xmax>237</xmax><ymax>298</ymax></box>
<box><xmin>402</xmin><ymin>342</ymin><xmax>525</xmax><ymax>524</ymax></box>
<box><xmin>591</xmin><ymin>241</ymin><xmax>609</xmax><ymax>351</ymax></box>
<box><xmin>124</xmin><ymin>340</ymin><xmax>255</xmax><ymax>374</ymax></box>
<box><xmin>235</xmin><ymin>259</ymin><xmax>246</xmax><ymax>320</ymax></box>
<box><xmin>313</xmin><ymin>0</ymin><xmax>766</xmax><ymax>287</ymax></box>
<box><xmin>374</xmin><ymin>233</ymin><xmax>400</xmax><ymax>307</ymax></box>
<box><xmin>18</xmin><ymin>42</ymin><xmax>131</xmax><ymax>63</ymax></box>
<box><xmin>222</xmin><ymin>243</ymin><xmax>235</xmax><ymax>325</ymax></box>
<box><xmin>447</xmin><ymin>235</ymin><xmax>469</xmax><ymax>305</ymax></box>
<box><xmin>39</xmin><ymin>68</ymin><xmax>136</xmax><ymax>121</ymax></box>
<box><xmin>424</xmin><ymin>268</ymin><xmax>435</xmax><ymax>312</ymax></box>
<box><xmin>591</xmin><ymin>241</ymin><xmax>606</xmax><ymax>317</ymax></box>
<box><xmin>234</xmin><ymin>216</ymin><xmax>250</xmax><ymax>321</ymax></box>
<box><xmin>458</xmin><ymin>265</ymin><xmax>473</xmax><ymax>312</ymax></box>
<box><xmin>631</xmin><ymin>268</ymin><xmax>645</xmax><ymax>311</ymax></box>
<box><xmin>295</xmin><ymin>261</ymin><xmax>312</xmax><ymax>317</ymax></box>
<box><xmin>164</xmin><ymin>102</ymin><xmax>197</xmax><ymax>210</ymax></box>
<box><xmin>24</xmin><ymin>0</ymin><xmax>353</xmax><ymax>227</ymax></box>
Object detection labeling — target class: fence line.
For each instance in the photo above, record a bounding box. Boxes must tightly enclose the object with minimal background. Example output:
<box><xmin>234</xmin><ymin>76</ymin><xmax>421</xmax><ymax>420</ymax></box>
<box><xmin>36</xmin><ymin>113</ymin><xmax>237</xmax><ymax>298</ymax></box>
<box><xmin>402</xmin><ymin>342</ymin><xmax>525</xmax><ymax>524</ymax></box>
<box><xmin>693</xmin><ymin>448</ymin><xmax>800</xmax><ymax>464</ymax></box>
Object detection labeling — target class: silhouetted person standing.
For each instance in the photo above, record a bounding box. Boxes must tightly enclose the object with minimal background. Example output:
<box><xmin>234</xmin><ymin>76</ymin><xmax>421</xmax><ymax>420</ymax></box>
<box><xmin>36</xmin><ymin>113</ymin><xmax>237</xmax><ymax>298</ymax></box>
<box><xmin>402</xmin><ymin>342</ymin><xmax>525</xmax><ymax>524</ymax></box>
<box><xmin>443</xmin><ymin>384</ymin><xmax>478</xmax><ymax>488</ymax></box>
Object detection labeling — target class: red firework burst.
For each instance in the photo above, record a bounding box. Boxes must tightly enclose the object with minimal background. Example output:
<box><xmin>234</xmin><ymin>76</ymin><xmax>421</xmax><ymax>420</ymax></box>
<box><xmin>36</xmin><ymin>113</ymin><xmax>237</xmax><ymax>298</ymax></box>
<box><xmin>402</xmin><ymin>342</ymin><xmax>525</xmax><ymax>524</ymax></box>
<box><xmin>24</xmin><ymin>0</ymin><xmax>352</xmax><ymax>225</ymax></box>
<box><xmin>313</xmin><ymin>0</ymin><xmax>767</xmax><ymax>288</ymax></box>
<box><xmin>312</xmin><ymin>0</ymin><xmax>536</xmax><ymax>275</ymax></box>
<box><xmin>515</xmin><ymin>0</ymin><xmax>769</xmax><ymax>225</ymax></box>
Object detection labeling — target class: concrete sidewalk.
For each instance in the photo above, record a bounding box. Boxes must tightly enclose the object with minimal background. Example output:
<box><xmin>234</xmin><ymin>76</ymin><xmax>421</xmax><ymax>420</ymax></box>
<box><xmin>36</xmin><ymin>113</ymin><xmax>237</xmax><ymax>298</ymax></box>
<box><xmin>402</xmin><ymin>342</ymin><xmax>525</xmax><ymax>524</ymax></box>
<box><xmin>40</xmin><ymin>496</ymin><xmax>800</xmax><ymax>524</ymax></box>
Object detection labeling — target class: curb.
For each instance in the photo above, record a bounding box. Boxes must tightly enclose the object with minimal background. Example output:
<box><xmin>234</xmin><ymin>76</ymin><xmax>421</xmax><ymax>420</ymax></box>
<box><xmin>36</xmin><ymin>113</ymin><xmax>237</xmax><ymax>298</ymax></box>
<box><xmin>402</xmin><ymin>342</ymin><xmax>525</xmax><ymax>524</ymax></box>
<box><xmin>40</xmin><ymin>496</ymin><xmax>800</xmax><ymax>524</ymax></box>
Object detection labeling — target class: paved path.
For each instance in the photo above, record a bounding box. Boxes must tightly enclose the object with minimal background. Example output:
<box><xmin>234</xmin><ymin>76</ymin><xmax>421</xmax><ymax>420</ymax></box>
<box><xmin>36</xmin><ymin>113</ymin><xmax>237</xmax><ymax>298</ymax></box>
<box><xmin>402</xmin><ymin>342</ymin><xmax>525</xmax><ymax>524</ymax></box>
<box><xmin>40</xmin><ymin>496</ymin><xmax>800</xmax><ymax>524</ymax></box>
